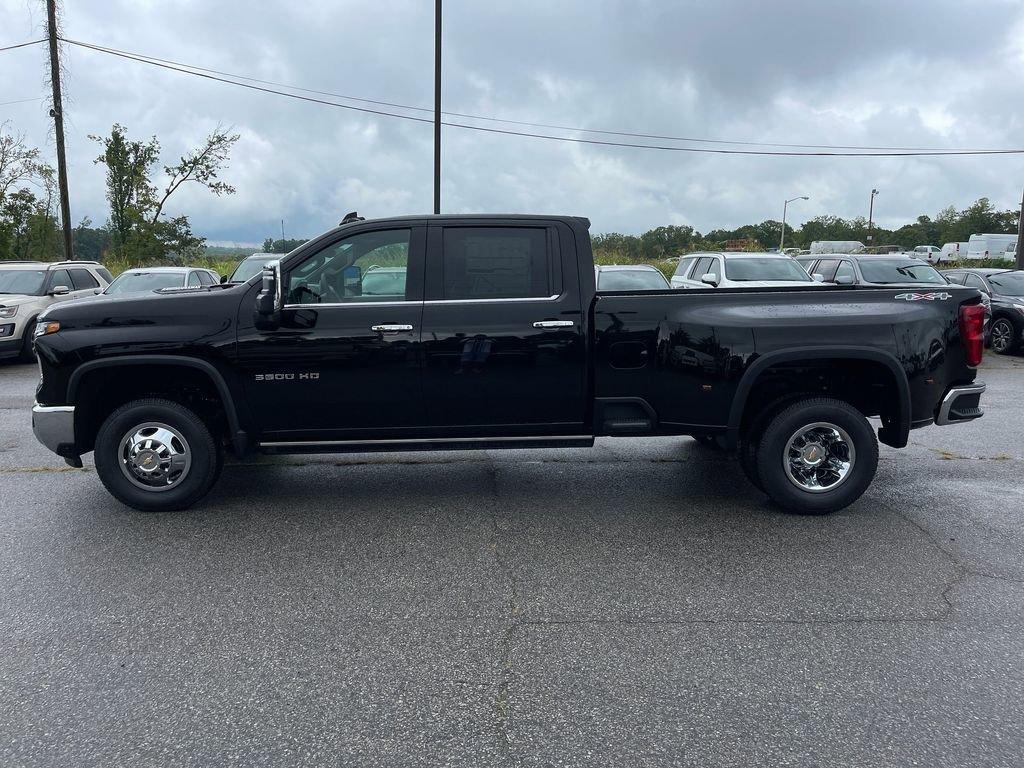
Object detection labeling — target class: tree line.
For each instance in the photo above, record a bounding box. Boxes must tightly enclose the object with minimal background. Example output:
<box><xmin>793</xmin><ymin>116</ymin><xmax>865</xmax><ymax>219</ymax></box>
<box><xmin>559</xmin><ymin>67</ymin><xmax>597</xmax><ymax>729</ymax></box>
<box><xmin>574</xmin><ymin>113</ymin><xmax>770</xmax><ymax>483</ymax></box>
<box><xmin>0</xmin><ymin>121</ymin><xmax>1018</xmax><ymax>268</ymax></box>
<box><xmin>592</xmin><ymin>198</ymin><xmax>1019</xmax><ymax>263</ymax></box>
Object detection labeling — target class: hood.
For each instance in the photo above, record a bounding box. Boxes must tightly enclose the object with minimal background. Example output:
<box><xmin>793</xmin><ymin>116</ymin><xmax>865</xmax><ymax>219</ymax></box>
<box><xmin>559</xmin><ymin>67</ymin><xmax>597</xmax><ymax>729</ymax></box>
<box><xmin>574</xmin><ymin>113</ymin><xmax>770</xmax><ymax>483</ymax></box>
<box><xmin>0</xmin><ymin>294</ymin><xmax>38</xmax><ymax>307</ymax></box>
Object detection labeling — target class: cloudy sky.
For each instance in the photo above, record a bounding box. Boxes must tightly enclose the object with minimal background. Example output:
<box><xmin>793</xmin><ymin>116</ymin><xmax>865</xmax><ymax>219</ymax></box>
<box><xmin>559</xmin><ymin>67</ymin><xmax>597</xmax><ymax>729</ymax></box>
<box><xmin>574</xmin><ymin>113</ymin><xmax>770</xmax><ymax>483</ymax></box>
<box><xmin>2</xmin><ymin>0</ymin><xmax>1022</xmax><ymax>244</ymax></box>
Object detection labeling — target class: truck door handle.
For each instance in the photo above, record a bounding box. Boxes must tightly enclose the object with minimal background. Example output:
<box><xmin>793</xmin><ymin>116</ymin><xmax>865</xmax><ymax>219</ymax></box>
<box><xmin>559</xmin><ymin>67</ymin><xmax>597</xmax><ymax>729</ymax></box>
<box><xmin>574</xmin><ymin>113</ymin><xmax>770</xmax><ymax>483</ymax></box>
<box><xmin>371</xmin><ymin>324</ymin><xmax>414</xmax><ymax>333</ymax></box>
<box><xmin>532</xmin><ymin>320</ymin><xmax>575</xmax><ymax>329</ymax></box>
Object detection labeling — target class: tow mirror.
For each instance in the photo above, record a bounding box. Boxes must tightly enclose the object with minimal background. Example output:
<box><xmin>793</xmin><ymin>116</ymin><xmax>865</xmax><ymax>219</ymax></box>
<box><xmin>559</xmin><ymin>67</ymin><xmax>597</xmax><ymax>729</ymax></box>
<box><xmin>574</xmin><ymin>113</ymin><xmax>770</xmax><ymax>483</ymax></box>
<box><xmin>700</xmin><ymin>273</ymin><xmax>719</xmax><ymax>287</ymax></box>
<box><xmin>254</xmin><ymin>261</ymin><xmax>282</xmax><ymax>329</ymax></box>
<box><xmin>50</xmin><ymin>285</ymin><xmax>70</xmax><ymax>296</ymax></box>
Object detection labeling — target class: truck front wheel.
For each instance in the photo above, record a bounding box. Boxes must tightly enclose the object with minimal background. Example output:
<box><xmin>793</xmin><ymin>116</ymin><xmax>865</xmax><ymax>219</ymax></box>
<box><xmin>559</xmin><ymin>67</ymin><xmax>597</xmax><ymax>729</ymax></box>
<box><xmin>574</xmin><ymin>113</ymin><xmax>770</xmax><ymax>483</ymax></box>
<box><xmin>94</xmin><ymin>398</ymin><xmax>223</xmax><ymax>512</ymax></box>
<box><xmin>755</xmin><ymin>398</ymin><xmax>878</xmax><ymax>515</ymax></box>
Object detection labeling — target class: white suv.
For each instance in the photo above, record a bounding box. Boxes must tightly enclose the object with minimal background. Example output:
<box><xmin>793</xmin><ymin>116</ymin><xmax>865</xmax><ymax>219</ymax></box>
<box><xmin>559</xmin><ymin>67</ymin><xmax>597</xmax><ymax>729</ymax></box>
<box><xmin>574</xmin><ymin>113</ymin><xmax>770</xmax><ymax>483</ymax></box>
<box><xmin>0</xmin><ymin>260</ymin><xmax>112</xmax><ymax>362</ymax></box>
<box><xmin>670</xmin><ymin>252</ymin><xmax>819</xmax><ymax>289</ymax></box>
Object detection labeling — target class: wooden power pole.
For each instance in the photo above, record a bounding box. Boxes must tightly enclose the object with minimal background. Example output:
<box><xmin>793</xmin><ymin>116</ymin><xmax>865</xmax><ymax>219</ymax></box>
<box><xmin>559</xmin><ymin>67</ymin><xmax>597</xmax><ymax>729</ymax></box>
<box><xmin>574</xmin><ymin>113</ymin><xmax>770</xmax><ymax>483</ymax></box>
<box><xmin>46</xmin><ymin>0</ymin><xmax>74</xmax><ymax>260</ymax></box>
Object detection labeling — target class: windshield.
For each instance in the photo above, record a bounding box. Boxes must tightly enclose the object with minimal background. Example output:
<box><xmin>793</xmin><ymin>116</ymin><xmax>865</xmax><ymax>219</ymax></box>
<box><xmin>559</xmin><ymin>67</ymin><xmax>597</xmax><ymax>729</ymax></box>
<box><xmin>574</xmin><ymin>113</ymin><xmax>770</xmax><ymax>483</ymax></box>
<box><xmin>0</xmin><ymin>269</ymin><xmax>46</xmax><ymax>295</ymax></box>
<box><xmin>597</xmin><ymin>269</ymin><xmax>670</xmax><ymax>291</ymax></box>
<box><xmin>988</xmin><ymin>272</ymin><xmax>1024</xmax><ymax>296</ymax></box>
<box><xmin>859</xmin><ymin>260</ymin><xmax>945</xmax><ymax>285</ymax></box>
<box><xmin>230</xmin><ymin>256</ymin><xmax>277</xmax><ymax>282</ymax></box>
<box><xmin>104</xmin><ymin>272</ymin><xmax>185</xmax><ymax>295</ymax></box>
<box><xmin>724</xmin><ymin>258</ymin><xmax>812</xmax><ymax>282</ymax></box>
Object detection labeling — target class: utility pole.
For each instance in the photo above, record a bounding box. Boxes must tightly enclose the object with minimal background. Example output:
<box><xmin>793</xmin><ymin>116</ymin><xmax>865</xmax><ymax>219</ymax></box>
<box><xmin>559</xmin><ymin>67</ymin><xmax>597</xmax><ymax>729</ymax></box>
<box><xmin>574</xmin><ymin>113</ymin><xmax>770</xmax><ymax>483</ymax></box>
<box><xmin>1016</xmin><ymin>187</ymin><xmax>1023</xmax><ymax>270</ymax></box>
<box><xmin>46</xmin><ymin>0</ymin><xmax>74</xmax><ymax>260</ymax></box>
<box><xmin>280</xmin><ymin>219</ymin><xmax>285</xmax><ymax>243</ymax></box>
<box><xmin>433</xmin><ymin>0</ymin><xmax>442</xmax><ymax>215</ymax></box>
<box><xmin>867</xmin><ymin>188</ymin><xmax>879</xmax><ymax>246</ymax></box>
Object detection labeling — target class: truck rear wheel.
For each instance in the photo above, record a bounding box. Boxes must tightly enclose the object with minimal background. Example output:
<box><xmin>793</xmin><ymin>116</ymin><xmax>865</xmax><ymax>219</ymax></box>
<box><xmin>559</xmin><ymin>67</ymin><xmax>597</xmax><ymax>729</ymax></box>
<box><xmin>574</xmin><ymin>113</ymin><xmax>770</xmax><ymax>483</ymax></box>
<box><xmin>94</xmin><ymin>398</ymin><xmax>223</xmax><ymax>512</ymax></box>
<box><xmin>755</xmin><ymin>398</ymin><xmax>878</xmax><ymax>515</ymax></box>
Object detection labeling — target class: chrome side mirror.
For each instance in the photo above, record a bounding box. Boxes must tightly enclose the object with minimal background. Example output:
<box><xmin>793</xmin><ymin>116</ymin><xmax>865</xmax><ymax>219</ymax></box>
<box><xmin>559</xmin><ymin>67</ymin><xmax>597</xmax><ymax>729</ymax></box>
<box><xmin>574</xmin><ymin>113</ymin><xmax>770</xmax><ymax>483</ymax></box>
<box><xmin>50</xmin><ymin>284</ymin><xmax>70</xmax><ymax>296</ymax></box>
<box><xmin>834</xmin><ymin>274</ymin><xmax>855</xmax><ymax>286</ymax></box>
<box><xmin>812</xmin><ymin>273</ymin><xmax>825</xmax><ymax>282</ymax></box>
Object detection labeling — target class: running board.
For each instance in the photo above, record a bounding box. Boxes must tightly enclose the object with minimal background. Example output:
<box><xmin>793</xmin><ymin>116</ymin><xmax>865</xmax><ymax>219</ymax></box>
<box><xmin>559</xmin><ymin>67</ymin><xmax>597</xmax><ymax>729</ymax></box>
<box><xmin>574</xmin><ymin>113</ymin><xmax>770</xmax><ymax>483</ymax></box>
<box><xmin>258</xmin><ymin>435</ymin><xmax>595</xmax><ymax>454</ymax></box>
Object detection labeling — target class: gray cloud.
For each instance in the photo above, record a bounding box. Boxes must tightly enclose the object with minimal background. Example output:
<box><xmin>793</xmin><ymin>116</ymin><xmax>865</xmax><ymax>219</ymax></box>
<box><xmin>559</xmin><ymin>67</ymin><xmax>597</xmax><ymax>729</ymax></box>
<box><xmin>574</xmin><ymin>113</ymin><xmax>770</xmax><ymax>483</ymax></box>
<box><xmin>1</xmin><ymin>0</ymin><xmax>1021</xmax><ymax>243</ymax></box>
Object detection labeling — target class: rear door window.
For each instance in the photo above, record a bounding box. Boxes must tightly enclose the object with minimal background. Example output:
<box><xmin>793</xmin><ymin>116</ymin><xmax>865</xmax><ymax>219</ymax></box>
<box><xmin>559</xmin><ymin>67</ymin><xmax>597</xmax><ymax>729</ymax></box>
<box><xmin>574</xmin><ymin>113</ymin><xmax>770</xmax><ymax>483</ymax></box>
<box><xmin>674</xmin><ymin>257</ymin><xmax>695</xmax><ymax>278</ymax></box>
<box><xmin>440</xmin><ymin>227</ymin><xmax>554</xmax><ymax>300</ymax></box>
<box><xmin>68</xmin><ymin>268</ymin><xmax>100</xmax><ymax>290</ymax></box>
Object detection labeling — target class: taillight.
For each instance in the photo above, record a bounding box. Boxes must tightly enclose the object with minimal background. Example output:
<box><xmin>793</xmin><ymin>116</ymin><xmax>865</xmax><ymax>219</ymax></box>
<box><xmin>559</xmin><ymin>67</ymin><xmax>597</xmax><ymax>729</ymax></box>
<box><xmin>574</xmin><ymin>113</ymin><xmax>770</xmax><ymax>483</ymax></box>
<box><xmin>958</xmin><ymin>303</ymin><xmax>985</xmax><ymax>367</ymax></box>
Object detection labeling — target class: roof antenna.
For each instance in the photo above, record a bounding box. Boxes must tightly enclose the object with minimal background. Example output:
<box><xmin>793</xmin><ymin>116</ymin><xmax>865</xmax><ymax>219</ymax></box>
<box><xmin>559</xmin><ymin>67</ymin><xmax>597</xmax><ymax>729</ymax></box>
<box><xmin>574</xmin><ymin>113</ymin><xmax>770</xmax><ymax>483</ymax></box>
<box><xmin>340</xmin><ymin>211</ymin><xmax>364</xmax><ymax>225</ymax></box>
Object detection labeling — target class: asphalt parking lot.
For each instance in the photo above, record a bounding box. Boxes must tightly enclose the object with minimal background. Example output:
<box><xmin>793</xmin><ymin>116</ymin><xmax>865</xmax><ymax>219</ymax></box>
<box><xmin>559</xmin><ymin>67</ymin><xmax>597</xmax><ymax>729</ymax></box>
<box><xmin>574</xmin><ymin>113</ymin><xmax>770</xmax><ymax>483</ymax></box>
<box><xmin>1</xmin><ymin>355</ymin><xmax>1022</xmax><ymax>767</ymax></box>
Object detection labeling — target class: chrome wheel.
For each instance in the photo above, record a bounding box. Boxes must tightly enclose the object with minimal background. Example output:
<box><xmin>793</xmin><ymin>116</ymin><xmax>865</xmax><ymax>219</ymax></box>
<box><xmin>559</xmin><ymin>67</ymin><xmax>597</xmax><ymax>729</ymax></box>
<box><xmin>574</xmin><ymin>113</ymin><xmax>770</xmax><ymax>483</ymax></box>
<box><xmin>990</xmin><ymin>319</ymin><xmax>1013</xmax><ymax>354</ymax></box>
<box><xmin>783</xmin><ymin>422</ymin><xmax>856</xmax><ymax>493</ymax></box>
<box><xmin>118</xmin><ymin>422</ymin><xmax>192</xmax><ymax>492</ymax></box>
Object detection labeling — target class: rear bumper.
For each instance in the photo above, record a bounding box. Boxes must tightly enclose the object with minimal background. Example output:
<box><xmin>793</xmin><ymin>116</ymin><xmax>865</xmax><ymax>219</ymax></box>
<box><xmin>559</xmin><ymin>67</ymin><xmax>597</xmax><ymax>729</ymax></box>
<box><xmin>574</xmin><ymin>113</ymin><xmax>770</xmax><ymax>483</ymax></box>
<box><xmin>31</xmin><ymin>403</ymin><xmax>76</xmax><ymax>455</ymax></box>
<box><xmin>935</xmin><ymin>383</ymin><xmax>985</xmax><ymax>426</ymax></box>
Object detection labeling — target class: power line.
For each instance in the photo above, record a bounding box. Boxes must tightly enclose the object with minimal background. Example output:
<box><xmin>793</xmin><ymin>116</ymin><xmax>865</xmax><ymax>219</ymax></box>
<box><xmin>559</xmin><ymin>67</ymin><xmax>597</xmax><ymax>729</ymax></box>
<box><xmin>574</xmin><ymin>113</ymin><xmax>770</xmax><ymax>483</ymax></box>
<box><xmin>0</xmin><ymin>39</ymin><xmax>46</xmax><ymax>52</ymax></box>
<box><xmin>0</xmin><ymin>97</ymin><xmax>43</xmax><ymax>107</ymax></box>
<box><xmin>62</xmin><ymin>37</ymin><xmax>1024</xmax><ymax>158</ymax></box>
<box><xmin>61</xmin><ymin>37</ymin><xmax>1018</xmax><ymax>154</ymax></box>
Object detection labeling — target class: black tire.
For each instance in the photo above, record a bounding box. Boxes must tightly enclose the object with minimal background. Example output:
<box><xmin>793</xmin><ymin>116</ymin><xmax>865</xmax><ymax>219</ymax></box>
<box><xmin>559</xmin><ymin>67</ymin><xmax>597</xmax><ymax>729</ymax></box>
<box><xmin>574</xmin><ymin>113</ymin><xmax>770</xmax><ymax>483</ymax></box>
<box><xmin>989</xmin><ymin>317</ymin><xmax>1018</xmax><ymax>355</ymax></box>
<box><xmin>738</xmin><ymin>435</ymin><xmax>762</xmax><ymax>491</ymax></box>
<box><xmin>755</xmin><ymin>397</ymin><xmax>878</xmax><ymax>515</ymax></box>
<box><xmin>94</xmin><ymin>398</ymin><xmax>223</xmax><ymax>512</ymax></box>
<box><xmin>17</xmin><ymin>319</ymin><xmax>37</xmax><ymax>363</ymax></box>
<box><xmin>737</xmin><ymin>393</ymin><xmax>810</xmax><ymax>493</ymax></box>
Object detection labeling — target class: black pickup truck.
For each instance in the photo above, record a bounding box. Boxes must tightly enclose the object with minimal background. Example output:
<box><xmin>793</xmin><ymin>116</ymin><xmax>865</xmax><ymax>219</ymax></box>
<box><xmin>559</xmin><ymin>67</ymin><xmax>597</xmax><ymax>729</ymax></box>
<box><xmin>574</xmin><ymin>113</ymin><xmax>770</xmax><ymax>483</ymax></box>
<box><xmin>31</xmin><ymin>214</ymin><xmax>987</xmax><ymax>514</ymax></box>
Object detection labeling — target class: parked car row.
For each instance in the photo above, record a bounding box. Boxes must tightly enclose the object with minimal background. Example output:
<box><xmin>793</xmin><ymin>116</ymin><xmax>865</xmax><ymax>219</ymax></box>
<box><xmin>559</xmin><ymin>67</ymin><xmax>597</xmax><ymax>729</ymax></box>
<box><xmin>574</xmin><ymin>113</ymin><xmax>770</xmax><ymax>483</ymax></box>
<box><xmin>0</xmin><ymin>253</ymin><xmax>290</xmax><ymax>363</ymax></box>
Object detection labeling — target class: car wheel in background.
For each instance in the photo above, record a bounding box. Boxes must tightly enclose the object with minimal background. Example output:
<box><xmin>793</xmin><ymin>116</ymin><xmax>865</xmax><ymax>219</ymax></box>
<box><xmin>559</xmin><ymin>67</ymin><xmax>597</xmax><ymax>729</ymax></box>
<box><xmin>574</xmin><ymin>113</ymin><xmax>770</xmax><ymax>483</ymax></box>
<box><xmin>94</xmin><ymin>398</ymin><xmax>223</xmax><ymax>512</ymax></box>
<box><xmin>989</xmin><ymin>318</ymin><xmax>1018</xmax><ymax>355</ymax></box>
<box><xmin>756</xmin><ymin>398</ymin><xmax>878</xmax><ymax>515</ymax></box>
<box><xmin>18</xmin><ymin>320</ymin><xmax>37</xmax><ymax>363</ymax></box>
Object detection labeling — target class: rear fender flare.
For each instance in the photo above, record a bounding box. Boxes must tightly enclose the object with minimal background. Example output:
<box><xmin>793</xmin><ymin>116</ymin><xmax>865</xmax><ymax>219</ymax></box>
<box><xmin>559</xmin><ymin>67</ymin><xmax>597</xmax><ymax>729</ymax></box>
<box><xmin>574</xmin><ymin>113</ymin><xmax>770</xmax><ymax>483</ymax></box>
<box><xmin>726</xmin><ymin>346</ymin><xmax>911</xmax><ymax>449</ymax></box>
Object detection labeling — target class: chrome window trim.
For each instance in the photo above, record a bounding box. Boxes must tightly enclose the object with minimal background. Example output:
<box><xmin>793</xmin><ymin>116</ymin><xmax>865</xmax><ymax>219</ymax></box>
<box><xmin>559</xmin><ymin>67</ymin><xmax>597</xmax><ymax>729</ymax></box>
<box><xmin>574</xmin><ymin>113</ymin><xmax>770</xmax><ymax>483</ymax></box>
<box><xmin>424</xmin><ymin>294</ymin><xmax>561</xmax><ymax>305</ymax></box>
<box><xmin>283</xmin><ymin>300</ymin><xmax>421</xmax><ymax>310</ymax></box>
<box><xmin>282</xmin><ymin>295</ymin><xmax>562</xmax><ymax>309</ymax></box>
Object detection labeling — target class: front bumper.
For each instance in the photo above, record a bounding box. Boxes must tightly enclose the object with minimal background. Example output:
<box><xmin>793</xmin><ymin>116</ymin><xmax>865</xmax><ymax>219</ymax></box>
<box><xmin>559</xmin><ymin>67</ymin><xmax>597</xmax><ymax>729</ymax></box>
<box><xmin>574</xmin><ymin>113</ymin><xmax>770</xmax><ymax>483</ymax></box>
<box><xmin>32</xmin><ymin>403</ymin><xmax>76</xmax><ymax>456</ymax></box>
<box><xmin>935</xmin><ymin>383</ymin><xmax>985</xmax><ymax>426</ymax></box>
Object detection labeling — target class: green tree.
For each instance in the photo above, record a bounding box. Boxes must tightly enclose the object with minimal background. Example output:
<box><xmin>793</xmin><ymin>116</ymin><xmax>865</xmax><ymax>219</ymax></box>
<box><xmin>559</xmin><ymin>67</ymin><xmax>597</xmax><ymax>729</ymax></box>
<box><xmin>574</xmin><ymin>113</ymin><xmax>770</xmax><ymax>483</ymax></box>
<box><xmin>90</xmin><ymin>123</ymin><xmax>239</xmax><ymax>266</ymax></box>
<box><xmin>262</xmin><ymin>237</ymin><xmax>308</xmax><ymax>253</ymax></box>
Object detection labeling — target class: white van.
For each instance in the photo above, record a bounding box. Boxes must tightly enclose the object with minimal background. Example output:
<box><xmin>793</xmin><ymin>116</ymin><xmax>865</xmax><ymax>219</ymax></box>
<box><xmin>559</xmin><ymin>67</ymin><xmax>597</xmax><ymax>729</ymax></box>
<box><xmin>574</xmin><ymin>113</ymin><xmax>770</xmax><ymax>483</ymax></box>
<box><xmin>940</xmin><ymin>242</ymin><xmax>969</xmax><ymax>260</ymax></box>
<box><xmin>966</xmin><ymin>233</ymin><xmax>1016</xmax><ymax>261</ymax></box>
<box><xmin>809</xmin><ymin>240</ymin><xmax>865</xmax><ymax>254</ymax></box>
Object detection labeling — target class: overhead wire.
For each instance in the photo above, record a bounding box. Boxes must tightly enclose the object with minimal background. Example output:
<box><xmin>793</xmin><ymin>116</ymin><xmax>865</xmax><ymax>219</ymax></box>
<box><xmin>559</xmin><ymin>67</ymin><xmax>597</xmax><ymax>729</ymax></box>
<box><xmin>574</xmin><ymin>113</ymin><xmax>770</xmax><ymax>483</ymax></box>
<box><xmin>60</xmin><ymin>37</ymin><xmax>1024</xmax><ymax>157</ymax></box>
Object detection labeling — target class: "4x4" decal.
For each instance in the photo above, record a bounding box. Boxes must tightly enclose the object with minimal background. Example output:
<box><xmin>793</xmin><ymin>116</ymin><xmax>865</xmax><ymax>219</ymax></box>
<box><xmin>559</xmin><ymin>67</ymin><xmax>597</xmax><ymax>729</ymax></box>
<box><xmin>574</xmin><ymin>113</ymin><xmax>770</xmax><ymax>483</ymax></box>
<box><xmin>894</xmin><ymin>292</ymin><xmax>952</xmax><ymax>301</ymax></box>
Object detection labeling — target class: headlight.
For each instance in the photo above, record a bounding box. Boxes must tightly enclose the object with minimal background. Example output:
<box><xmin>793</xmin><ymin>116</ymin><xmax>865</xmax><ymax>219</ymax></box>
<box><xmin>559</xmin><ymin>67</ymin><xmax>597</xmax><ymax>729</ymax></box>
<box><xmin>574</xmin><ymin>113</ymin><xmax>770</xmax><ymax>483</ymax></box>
<box><xmin>34</xmin><ymin>321</ymin><xmax>60</xmax><ymax>337</ymax></box>
<box><xmin>0</xmin><ymin>306</ymin><xmax>17</xmax><ymax>318</ymax></box>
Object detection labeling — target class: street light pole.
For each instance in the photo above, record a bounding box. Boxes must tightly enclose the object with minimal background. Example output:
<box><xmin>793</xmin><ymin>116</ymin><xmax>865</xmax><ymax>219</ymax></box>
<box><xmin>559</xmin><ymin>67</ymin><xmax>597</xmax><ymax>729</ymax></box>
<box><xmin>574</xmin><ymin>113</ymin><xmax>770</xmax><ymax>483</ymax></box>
<box><xmin>433</xmin><ymin>0</ymin><xmax>442</xmax><ymax>215</ymax></box>
<box><xmin>867</xmin><ymin>188</ymin><xmax>879</xmax><ymax>245</ymax></box>
<box><xmin>780</xmin><ymin>195</ymin><xmax>809</xmax><ymax>251</ymax></box>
